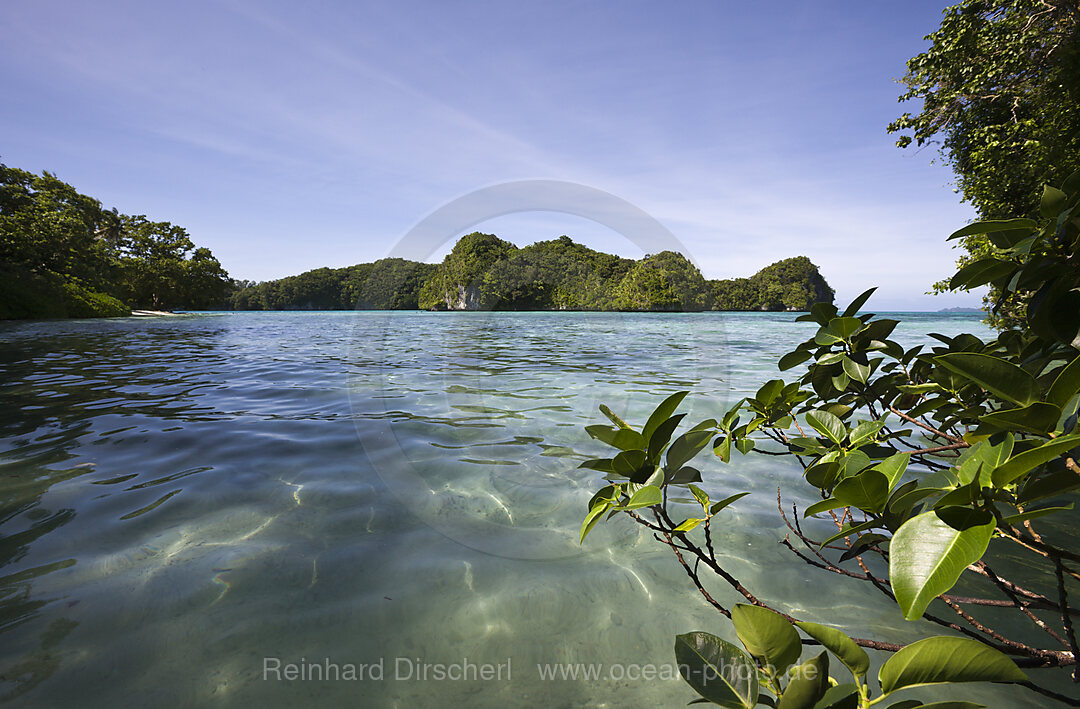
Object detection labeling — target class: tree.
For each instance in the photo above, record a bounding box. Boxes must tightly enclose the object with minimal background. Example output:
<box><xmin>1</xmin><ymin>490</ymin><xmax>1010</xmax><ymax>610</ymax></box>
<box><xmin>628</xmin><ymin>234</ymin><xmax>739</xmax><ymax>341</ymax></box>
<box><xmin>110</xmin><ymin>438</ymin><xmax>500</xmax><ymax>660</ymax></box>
<box><xmin>888</xmin><ymin>0</ymin><xmax>1080</xmax><ymax>323</ymax></box>
<box><xmin>577</xmin><ymin>170</ymin><xmax>1080</xmax><ymax>707</ymax></box>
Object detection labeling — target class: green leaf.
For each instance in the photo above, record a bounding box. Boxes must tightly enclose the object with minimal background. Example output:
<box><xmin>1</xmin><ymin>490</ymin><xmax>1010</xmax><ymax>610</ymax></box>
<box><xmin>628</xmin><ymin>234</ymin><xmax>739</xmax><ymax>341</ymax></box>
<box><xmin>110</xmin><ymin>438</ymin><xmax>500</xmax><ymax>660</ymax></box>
<box><xmin>948</xmin><ymin>258</ymin><xmax>1015</xmax><ymax>291</ymax></box>
<box><xmin>710</xmin><ymin>492</ymin><xmax>750</xmax><ymax>515</ymax></box>
<box><xmin>889</xmin><ymin>511</ymin><xmax>994</xmax><ymax>620</ymax></box>
<box><xmin>669</xmin><ymin>466</ymin><xmax>703</xmax><ymax>484</ymax></box>
<box><xmin>674</xmin><ymin>517</ymin><xmax>705</xmax><ymax>532</ymax></box>
<box><xmin>803</xmin><ymin>498</ymin><xmax>845</xmax><ymax>518</ymax></box>
<box><xmin>979</xmin><ymin>402</ymin><xmax>1061</xmax><ymax>435</ymax></box>
<box><xmin>805</xmin><ymin>410</ymin><xmax>846</xmax><ymax>446</ymax></box>
<box><xmin>599</xmin><ymin>403</ymin><xmax>632</xmax><ymax>430</ymax></box>
<box><xmin>848</xmin><ymin>420</ymin><xmax>884</xmax><ymax>447</ymax></box>
<box><xmin>794</xmin><ymin>621</ymin><xmax>869</xmax><ymax>679</ymax></box>
<box><xmin>619</xmin><ymin>485</ymin><xmax>661</xmax><ymax>510</ymax></box>
<box><xmin>647</xmin><ymin>413</ymin><xmax>688</xmax><ymax>464</ymax></box>
<box><xmin>933</xmin><ymin>353</ymin><xmax>1039</xmax><ymax>407</ymax></box>
<box><xmin>580</xmin><ymin>495</ymin><xmax>614</xmax><ymax>544</ymax></box>
<box><xmin>842</xmin><ymin>287</ymin><xmax>877</xmax><ymax>317</ymax></box>
<box><xmin>578</xmin><ymin>457</ymin><xmax>616</xmax><ymax>473</ymax></box>
<box><xmin>668</xmin><ymin>429</ymin><xmax>714</xmax><ymax>471</ymax></box>
<box><xmin>714</xmin><ymin>435</ymin><xmax>733</xmax><ymax>463</ymax></box>
<box><xmin>872</xmin><ymin>452</ymin><xmax>910</xmax><ymax>490</ymax></box>
<box><xmin>756</xmin><ymin>379</ymin><xmax>785</xmax><ymax>406</ymax></box>
<box><xmin>779</xmin><ymin>349</ymin><xmax>814</xmax><ymax>371</ymax></box>
<box><xmin>612</xmin><ymin>449</ymin><xmax>648</xmax><ymax>477</ymax></box>
<box><xmin>811</xmin><ymin>683</ymin><xmax>860</xmax><ymax>709</ymax></box>
<box><xmin>819</xmin><ymin>519</ymin><xmax>879</xmax><ymax>548</ymax></box>
<box><xmin>585</xmin><ymin>425</ymin><xmax>646</xmax><ymax>451</ymax></box>
<box><xmin>643</xmin><ymin>391</ymin><xmax>690</xmax><ymax>443</ymax></box>
<box><xmin>1002</xmin><ymin>503</ymin><xmax>1073</xmax><ymax>526</ymax></box>
<box><xmin>1047</xmin><ymin>355</ymin><xmax>1080</xmax><ymax>410</ymax></box>
<box><xmin>689</xmin><ymin>484</ymin><xmax>710</xmax><ymax>510</ymax></box>
<box><xmin>674</xmin><ymin>632</ymin><xmax>758</xmax><ymax>709</ymax></box>
<box><xmin>776</xmin><ymin>652</ymin><xmax>829</xmax><ymax>709</ymax></box>
<box><xmin>1041</xmin><ymin>184</ymin><xmax>1068</xmax><ymax>219</ymax></box>
<box><xmin>833</xmin><ymin>470</ymin><xmax>890</xmax><ymax>513</ymax></box>
<box><xmin>828</xmin><ymin>317</ymin><xmax>864</xmax><ymax>340</ymax></box>
<box><xmin>731</xmin><ymin>604</ymin><xmax>802</xmax><ymax>675</ymax></box>
<box><xmin>991</xmin><ymin>433</ymin><xmax>1080</xmax><ymax>486</ymax></box>
<box><xmin>878</xmin><ymin>636</ymin><xmax>1026</xmax><ymax>694</ymax></box>
<box><xmin>946</xmin><ymin>218</ymin><xmax>1037</xmax><ymax>241</ymax></box>
<box><xmin>841</xmin><ymin>357</ymin><xmax>870</xmax><ymax>384</ymax></box>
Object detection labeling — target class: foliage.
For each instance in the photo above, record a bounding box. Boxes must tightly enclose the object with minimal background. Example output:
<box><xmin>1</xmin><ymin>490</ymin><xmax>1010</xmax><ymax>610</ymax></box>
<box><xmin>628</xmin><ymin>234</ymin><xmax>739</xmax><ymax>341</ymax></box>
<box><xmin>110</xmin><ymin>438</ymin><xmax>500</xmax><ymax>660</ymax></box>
<box><xmin>888</xmin><ymin>0</ymin><xmax>1080</xmax><ymax>323</ymax></box>
<box><xmin>414</xmin><ymin>234</ymin><xmax>832</xmax><ymax>312</ymax></box>
<box><xmin>230</xmin><ymin>258</ymin><xmax>438</xmax><ymax>310</ymax></box>
<box><xmin>712</xmin><ymin>257</ymin><xmax>835</xmax><ymax>311</ymax></box>
<box><xmin>610</xmin><ymin>251</ymin><xmax>712</xmax><ymax>311</ymax></box>
<box><xmin>576</xmin><ymin>170</ymin><xmax>1080</xmax><ymax>706</ymax></box>
<box><xmin>0</xmin><ymin>160</ymin><xmax>231</xmax><ymax>318</ymax></box>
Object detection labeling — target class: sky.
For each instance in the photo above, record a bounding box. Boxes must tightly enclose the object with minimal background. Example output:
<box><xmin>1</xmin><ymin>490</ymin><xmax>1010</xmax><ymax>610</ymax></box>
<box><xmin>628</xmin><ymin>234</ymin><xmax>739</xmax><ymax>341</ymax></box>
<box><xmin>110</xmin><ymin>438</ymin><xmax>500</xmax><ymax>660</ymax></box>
<box><xmin>0</xmin><ymin>0</ymin><xmax>985</xmax><ymax>310</ymax></box>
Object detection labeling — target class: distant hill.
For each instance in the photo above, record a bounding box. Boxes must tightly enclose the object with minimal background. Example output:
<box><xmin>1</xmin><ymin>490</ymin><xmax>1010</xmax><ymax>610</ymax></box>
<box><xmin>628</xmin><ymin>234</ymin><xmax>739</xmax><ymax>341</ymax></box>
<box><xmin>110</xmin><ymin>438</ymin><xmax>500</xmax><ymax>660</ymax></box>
<box><xmin>227</xmin><ymin>233</ymin><xmax>834</xmax><ymax>312</ymax></box>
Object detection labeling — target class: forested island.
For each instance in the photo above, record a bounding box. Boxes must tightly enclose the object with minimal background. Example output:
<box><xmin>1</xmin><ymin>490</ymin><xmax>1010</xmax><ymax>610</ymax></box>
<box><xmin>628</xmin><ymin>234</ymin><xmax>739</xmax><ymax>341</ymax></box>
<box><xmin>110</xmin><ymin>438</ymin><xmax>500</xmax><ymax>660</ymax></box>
<box><xmin>229</xmin><ymin>232</ymin><xmax>834</xmax><ymax>312</ymax></box>
<box><xmin>2</xmin><ymin>160</ymin><xmax>833</xmax><ymax>318</ymax></box>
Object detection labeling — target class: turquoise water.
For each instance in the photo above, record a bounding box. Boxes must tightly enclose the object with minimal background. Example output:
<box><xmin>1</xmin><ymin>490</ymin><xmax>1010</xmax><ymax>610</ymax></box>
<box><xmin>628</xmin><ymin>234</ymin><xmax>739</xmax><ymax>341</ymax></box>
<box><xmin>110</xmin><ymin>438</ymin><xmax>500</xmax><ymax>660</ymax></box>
<box><xmin>0</xmin><ymin>311</ymin><xmax>1058</xmax><ymax>707</ymax></box>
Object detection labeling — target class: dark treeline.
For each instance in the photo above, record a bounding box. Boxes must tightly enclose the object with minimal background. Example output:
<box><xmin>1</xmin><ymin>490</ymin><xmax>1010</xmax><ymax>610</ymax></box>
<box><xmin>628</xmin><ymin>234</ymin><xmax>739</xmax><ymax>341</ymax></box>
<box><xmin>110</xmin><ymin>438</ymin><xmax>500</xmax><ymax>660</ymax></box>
<box><xmin>1</xmin><ymin>161</ymin><xmax>231</xmax><ymax>319</ymax></box>
<box><xmin>231</xmin><ymin>233</ymin><xmax>834</xmax><ymax>312</ymax></box>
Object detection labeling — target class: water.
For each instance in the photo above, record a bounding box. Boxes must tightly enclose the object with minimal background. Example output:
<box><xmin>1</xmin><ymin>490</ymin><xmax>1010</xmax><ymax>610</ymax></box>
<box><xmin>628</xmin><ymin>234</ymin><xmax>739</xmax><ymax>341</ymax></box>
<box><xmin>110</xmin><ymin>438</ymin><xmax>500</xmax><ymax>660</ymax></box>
<box><xmin>0</xmin><ymin>310</ymin><xmax>1062</xmax><ymax>707</ymax></box>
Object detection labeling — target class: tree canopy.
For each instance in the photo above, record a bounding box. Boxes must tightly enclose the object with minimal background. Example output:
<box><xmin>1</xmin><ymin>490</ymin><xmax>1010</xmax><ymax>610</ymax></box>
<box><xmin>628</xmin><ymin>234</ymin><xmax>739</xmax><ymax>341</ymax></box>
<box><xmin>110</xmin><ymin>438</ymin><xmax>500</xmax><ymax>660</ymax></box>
<box><xmin>231</xmin><ymin>233</ymin><xmax>834</xmax><ymax>313</ymax></box>
<box><xmin>1</xmin><ymin>160</ymin><xmax>231</xmax><ymax>318</ymax></box>
<box><xmin>889</xmin><ymin>0</ymin><xmax>1080</xmax><ymax>323</ymax></box>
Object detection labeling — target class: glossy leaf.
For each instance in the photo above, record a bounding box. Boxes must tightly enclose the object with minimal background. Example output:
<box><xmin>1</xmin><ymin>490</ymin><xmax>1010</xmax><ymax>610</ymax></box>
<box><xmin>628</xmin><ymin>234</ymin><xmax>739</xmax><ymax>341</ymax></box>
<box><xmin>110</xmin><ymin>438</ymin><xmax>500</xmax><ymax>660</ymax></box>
<box><xmin>620</xmin><ymin>485</ymin><xmax>662</xmax><ymax>510</ymax></box>
<box><xmin>980</xmin><ymin>402</ymin><xmax>1061</xmax><ymax>435</ymax></box>
<box><xmin>803</xmin><ymin>498</ymin><xmax>845</xmax><ymax>518</ymax></box>
<box><xmin>794</xmin><ymin>621</ymin><xmax>869</xmax><ymax>679</ymax></box>
<box><xmin>599</xmin><ymin>403</ymin><xmax>632</xmax><ymax>430</ymax></box>
<box><xmin>674</xmin><ymin>632</ymin><xmax>758</xmax><ymax>709</ymax></box>
<box><xmin>805</xmin><ymin>410</ymin><xmax>846</xmax><ymax>446</ymax></box>
<box><xmin>991</xmin><ymin>433</ymin><xmax>1080</xmax><ymax>486</ymax></box>
<box><xmin>948</xmin><ymin>258</ymin><xmax>1015</xmax><ymax>290</ymax></box>
<box><xmin>668</xmin><ymin>429</ymin><xmax>714</xmax><ymax>471</ymax></box>
<box><xmin>612</xmin><ymin>449</ymin><xmax>648</xmax><ymax>477</ymax></box>
<box><xmin>811</xmin><ymin>683</ymin><xmax>859</xmax><ymax>709</ymax></box>
<box><xmin>878</xmin><ymin>636</ymin><xmax>1026</xmax><ymax>694</ymax></box>
<box><xmin>643</xmin><ymin>391</ymin><xmax>689</xmax><ymax>443</ymax></box>
<box><xmin>776</xmin><ymin>651</ymin><xmax>829</xmax><ymax>709</ymax></box>
<box><xmin>779</xmin><ymin>349</ymin><xmax>813</xmax><ymax>371</ymax></box>
<box><xmin>585</xmin><ymin>425</ymin><xmax>646</xmax><ymax>451</ymax></box>
<box><xmin>832</xmin><ymin>470</ymin><xmax>889</xmax><ymax>513</ymax></box>
<box><xmin>889</xmin><ymin>511</ymin><xmax>994</xmax><ymax>620</ymax></box>
<box><xmin>1047</xmin><ymin>355</ymin><xmax>1080</xmax><ymax>409</ymax></box>
<box><xmin>933</xmin><ymin>353</ymin><xmax>1039</xmax><ymax>407</ymax></box>
<box><xmin>872</xmin><ymin>452</ymin><xmax>910</xmax><ymax>490</ymax></box>
<box><xmin>647</xmin><ymin>413</ymin><xmax>687</xmax><ymax>463</ymax></box>
<box><xmin>674</xmin><ymin>517</ymin><xmax>705</xmax><ymax>532</ymax></box>
<box><xmin>710</xmin><ymin>492</ymin><xmax>750</xmax><ymax>515</ymax></box>
<box><xmin>731</xmin><ymin>604</ymin><xmax>802</xmax><ymax>675</ymax></box>
<box><xmin>946</xmin><ymin>218</ymin><xmax>1037</xmax><ymax>241</ymax></box>
<box><xmin>820</xmin><ymin>519</ymin><xmax>879</xmax><ymax>548</ymax></box>
<box><xmin>842</xmin><ymin>287</ymin><xmax>877</xmax><ymax>317</ymax></box>
<box><xmin>842</xmin><ymin>357</ymin><xmax>870</xmax><ymax>384</ymax></box>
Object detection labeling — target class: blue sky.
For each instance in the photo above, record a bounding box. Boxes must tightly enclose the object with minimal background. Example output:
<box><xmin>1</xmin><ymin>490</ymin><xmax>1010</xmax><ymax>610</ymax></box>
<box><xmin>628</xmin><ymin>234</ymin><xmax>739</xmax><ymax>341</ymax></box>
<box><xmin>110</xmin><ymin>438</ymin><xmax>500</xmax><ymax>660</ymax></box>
<box><xmin>1</xmin><ymin>0</ymin><xmax>983</xmax><ymax>309</ymax></box>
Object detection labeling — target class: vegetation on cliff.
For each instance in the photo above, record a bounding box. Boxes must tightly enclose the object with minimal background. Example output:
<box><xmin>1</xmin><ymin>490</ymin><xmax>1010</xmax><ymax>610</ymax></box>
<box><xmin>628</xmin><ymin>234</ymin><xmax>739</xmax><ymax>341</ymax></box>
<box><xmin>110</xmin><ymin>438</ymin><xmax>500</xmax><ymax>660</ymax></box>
<box><xmin>234</xmin><ymin>233</ymin><xmax>833</xmax><ymax>312</ymax></box>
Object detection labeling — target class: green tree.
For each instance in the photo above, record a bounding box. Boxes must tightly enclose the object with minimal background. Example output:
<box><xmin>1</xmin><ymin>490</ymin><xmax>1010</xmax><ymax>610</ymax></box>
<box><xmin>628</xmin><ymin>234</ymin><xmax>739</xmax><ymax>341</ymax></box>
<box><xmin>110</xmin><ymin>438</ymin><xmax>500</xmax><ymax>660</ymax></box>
<box><xmin>0</xmin><ymin>162</ymin><xmax>127</xmax><ymax>318</ymax></box>
<box><xmin>888</xmin><ymin>0</ymin><xmax>1080</xmax><ymax>322</ymax></box>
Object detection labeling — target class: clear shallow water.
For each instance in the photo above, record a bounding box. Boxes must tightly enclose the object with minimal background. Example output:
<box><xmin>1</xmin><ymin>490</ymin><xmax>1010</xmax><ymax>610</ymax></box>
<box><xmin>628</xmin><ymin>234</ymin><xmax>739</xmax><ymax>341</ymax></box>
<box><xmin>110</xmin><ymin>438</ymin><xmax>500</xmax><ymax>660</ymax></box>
<box><xmin>0</xmin><ymin>310</ymin><xmax>1059</xmax><ymax>707</ymax></box>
